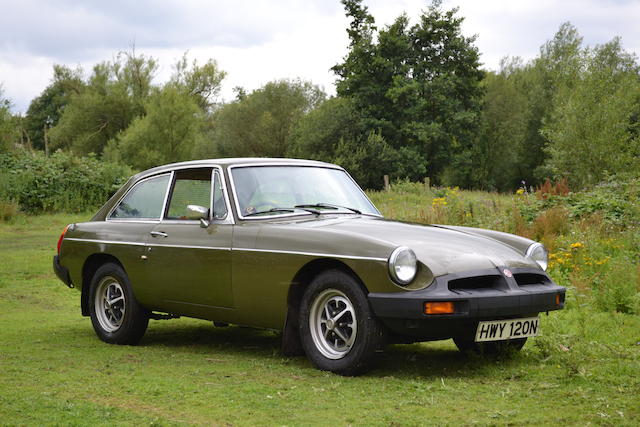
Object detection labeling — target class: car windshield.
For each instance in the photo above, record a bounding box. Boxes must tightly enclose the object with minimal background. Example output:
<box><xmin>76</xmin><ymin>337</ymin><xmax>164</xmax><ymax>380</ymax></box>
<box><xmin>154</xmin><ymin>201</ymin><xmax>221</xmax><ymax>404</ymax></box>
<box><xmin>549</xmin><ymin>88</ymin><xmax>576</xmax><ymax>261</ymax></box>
<box><xmin>231</xmin><ymin>166</ymin><xmax>380</xmax><ymax>217</ymax></box>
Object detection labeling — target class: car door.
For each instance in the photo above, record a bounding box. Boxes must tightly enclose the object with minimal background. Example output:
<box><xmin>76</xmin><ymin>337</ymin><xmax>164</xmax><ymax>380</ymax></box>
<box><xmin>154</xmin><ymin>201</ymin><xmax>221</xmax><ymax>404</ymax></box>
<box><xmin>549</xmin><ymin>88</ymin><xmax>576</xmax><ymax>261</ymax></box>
<box><xmin>144</xmin><ymin>167</ymin><xmax>234</xmax><ymax>316</ymax></box>
<box><xmin>104</xmin><ymin>172</ymin><xmax>172</xmax><ymax>299</ymax></box>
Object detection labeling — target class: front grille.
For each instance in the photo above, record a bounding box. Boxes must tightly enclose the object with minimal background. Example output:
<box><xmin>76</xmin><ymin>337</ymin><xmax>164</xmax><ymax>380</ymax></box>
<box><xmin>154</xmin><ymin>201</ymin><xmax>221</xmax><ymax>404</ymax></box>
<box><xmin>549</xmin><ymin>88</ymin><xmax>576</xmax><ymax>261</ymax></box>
<box><xmin>448</xmin><ymin>275</ymin><xmax>506</xmax><ymax>291</ymax></box>
<box><xmin>514</xmin><ymin>273</ymin><xmax>551</xmax><ymax>287</ymax></box>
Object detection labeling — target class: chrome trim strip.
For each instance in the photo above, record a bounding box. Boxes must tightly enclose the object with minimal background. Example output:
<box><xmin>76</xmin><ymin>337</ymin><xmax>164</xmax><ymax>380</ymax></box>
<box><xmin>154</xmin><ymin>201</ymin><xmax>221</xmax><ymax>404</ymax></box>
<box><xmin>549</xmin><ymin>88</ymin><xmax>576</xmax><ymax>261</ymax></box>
<box><xmin>227</xmin><ymin>163</ymin><xmax>382</xmax><ymax>221</ymax></box>
<box><xmin>106</xmin><ymin>172</ymin><xmax>173</xmax><ymax>221</ymax></box>
<box><xmin>149</xmin><ymin>243</ymin><xmax>231</xmax><ymax>251</ymax></box>
<box><xmin>159</xmin><ymin>171</ymin><xmax>175</xmax><ymax>220</ymax></box>
<box><xmin>105</xmin><ymin>219</ymin><xmax>161</xmax><ymax>224</ymax></box>
<box><xmin>212</xmin><ymin>168</ymin><xmax>234</xmax><ymax>224</ymax></box>
<box><xmin>65</xmin><ymin>237</ymin><xmax>231</xmax><ymax>251</ymax></box>
<box><xmin>65</xmin><ymin>238</ymin><xmax>146</xmax><ymax>246</ymax></box>
<box><xmin>232</xmin><ymin>247</ymin><xmax>387</xmax><ymax>262</ymax></box>
<box><xmin>66</xmin><ymin>238</ymin><xmax>386</xmax><ymax>260</ymax></box>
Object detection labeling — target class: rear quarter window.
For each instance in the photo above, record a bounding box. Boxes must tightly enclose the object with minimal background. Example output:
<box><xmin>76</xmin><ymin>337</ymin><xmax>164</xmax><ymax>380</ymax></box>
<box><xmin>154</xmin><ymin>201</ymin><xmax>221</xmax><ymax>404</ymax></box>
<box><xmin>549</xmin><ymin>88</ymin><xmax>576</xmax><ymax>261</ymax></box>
<box><xmin>110</xmin><ymin>174</ymin><xmax>170</xmax><ymax>220</ymax></box>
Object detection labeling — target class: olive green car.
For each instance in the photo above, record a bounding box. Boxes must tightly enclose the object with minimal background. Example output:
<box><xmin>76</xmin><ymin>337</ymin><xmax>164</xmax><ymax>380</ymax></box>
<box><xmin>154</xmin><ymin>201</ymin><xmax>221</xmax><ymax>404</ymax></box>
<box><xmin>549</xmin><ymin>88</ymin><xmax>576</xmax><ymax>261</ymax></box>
<box><xmin>54</xmin><ymin>158</ymin><xmax>565</xmax><ymax>375</ymax></box>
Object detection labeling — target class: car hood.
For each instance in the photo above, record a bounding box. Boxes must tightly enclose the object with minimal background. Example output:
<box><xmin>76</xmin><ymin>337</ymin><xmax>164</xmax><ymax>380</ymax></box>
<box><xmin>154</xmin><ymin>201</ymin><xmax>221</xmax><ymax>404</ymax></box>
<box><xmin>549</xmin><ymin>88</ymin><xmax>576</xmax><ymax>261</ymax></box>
<box><xmin>275</xmin><ymin>215</ymin><xmax>540</xmax><ymax>276</ymax></box>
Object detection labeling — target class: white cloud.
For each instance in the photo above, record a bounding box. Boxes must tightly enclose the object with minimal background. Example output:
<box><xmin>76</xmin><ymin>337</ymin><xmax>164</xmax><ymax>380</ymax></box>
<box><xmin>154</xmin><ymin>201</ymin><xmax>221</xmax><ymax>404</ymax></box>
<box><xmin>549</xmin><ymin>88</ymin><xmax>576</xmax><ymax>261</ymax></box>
<box><xmin>1</xmin><ymin>0</ymin><xmax>639</xmax><ymax>113</ymax></box>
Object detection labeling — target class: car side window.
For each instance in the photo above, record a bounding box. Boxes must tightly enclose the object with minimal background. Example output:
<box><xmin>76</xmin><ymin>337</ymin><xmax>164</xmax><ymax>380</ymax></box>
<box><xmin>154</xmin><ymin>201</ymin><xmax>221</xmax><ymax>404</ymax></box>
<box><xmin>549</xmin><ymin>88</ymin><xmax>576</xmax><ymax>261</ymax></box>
<box><xmin>166</xmin><ymin>168</ymin><xmax>212</xmax><ymax>220</ymax></box>
<box><xmin>212</xmin><ymin>170</ymin><xmax>228</xmax><ymax>220</ymax></box>
<box><xmin>110</xmin><ymin>174</ymin><xmax>170</xmax><ymax>220</ymax></box>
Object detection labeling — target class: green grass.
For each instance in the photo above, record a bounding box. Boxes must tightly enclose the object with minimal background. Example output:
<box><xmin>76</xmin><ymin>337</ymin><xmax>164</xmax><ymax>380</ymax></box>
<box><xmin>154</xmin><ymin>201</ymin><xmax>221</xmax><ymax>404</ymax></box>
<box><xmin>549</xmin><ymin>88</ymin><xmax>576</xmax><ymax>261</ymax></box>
<box><xmin>1</xmin><ymin>213</ymin><xmax>639</xmax><ymax>426</ymax></box>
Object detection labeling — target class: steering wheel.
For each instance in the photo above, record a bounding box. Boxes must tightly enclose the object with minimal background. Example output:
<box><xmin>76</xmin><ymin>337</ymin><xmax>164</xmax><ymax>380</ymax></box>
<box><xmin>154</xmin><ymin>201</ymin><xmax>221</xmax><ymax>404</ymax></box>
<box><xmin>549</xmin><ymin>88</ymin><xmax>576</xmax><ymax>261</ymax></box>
<box><xmin>244</xmin><ymin>199</ymin><xmax>281</xmax><ymax>215</ymax></box>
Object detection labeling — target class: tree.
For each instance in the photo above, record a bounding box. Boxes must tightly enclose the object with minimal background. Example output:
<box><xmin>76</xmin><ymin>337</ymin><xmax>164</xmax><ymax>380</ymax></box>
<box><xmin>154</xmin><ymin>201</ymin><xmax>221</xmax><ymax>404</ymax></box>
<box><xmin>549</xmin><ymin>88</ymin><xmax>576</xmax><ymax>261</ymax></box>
<box><xmin>103</xmin><ymin>85</ymin><xmax>202</xmax><ymax>170</ymax></box>
<box><xmin>334</xmin><ymin>132</ymin><xmax>397</xmax><ymax>189</ymax></box>
<box><xmin>208</xmin><ymin>80</ymin><xmax>325</xmax><ymax>158</ymax></box>
<box><xmin>288</xmin><ymin>97</ymin><xmax>360</xmax><ymax>162</ymax></box>
<box><xmin>23</xmin><ymin>65</ymin><xmax>84</xmax><ymax>151</ymax></box>
<box><xmin>519</xmin><ymin>22</ymin><xmax>584</xmax><ymax>184</ymax></box>
<box><xmin>49</xmin><ymin>50</ymin><xmax>158</xmax><ymax>155</ymax></box>
<box><xmin>472</xmin><ymin>60</ymin><xmax>529</xmax><ymax>191</ymax></box>
<box><xmin>0</xmin><ymin>85</ymin><xmax>18</xmax><ymax>152</ymax></box>
<box><xmin>171</xmin><ymin>54</ymin><xmax>227</xmax><ymax>112</ymax></box>
<box><xmin>542</xmin><ymin>37</ymin><xmax>640</xmax><ymax>187</ymax></box>
<box><xmin>333</xmin><ymin>0</ymin><xmax>484</xmax><ymax>184</ymax></box>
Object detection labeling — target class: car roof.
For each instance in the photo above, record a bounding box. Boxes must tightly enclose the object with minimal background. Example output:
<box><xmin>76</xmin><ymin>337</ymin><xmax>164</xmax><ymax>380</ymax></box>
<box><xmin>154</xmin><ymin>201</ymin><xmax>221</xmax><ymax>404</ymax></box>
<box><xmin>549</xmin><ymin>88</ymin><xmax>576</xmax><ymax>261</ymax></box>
<box><xmin>133</xmin><ymin>157</ymin><xmax>341</xmax><ymax>180</ymax></box>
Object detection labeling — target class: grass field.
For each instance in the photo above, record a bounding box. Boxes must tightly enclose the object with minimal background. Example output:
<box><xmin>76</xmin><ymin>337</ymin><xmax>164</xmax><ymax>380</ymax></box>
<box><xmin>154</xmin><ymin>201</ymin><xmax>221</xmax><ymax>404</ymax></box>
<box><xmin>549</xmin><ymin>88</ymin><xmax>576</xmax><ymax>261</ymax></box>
<box><xmin>1</xmin><ymin>211</ymin><xmax>639</xmax><ymax>426</ymax></box>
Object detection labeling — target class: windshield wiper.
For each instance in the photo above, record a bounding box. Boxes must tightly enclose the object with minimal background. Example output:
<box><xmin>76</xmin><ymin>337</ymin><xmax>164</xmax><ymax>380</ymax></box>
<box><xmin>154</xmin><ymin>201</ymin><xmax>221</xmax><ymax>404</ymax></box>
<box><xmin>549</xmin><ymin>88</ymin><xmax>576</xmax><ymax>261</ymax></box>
<box><xmin>244</xmin><ymin>207</ymin><xmax>321</xmax><ymax>217</ymax></box>
<box><xmin>295</xmin><ymin>203</ymin><xmax>362</xmax><ymax>215</ymax></box>
<box><xmin>244</xmin><ymin>207</ymin><xmax>295</xmax><ymax>217</ymax></box>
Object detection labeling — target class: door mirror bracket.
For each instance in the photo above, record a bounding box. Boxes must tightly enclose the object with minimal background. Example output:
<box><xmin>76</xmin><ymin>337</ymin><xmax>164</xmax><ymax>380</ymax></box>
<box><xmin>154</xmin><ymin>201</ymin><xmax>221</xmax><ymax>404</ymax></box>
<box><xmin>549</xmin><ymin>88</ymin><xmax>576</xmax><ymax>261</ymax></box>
<box><xmin>186</xmin><ymin>204</ymin><xmax>210</xmax><ymax>227</ymax></box>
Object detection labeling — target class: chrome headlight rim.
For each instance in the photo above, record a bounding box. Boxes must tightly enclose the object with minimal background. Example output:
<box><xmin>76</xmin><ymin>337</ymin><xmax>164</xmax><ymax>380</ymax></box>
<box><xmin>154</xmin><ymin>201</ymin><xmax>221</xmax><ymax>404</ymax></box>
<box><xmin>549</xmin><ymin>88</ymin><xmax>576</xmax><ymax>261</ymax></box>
<box><xmin>388</xmin><ymin>246</ymin><xmax>418</xmax><ymax>285</ymax></box>
<box><xmin>526</xmin><ymin>242</ymin><xmax>548</xmax><ymax>271</ymax></box>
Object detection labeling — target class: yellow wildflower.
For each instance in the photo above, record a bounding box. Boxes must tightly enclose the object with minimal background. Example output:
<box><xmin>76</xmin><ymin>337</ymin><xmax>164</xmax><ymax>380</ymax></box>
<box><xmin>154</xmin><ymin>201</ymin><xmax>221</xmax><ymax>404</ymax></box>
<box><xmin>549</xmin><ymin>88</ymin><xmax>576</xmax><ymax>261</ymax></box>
<box><xmin>570</xmin><ymin>242</ymin><xmax>584</xmax><ymax>249</ymax></box>
<box><xmin>515</xmin><ymin>188</ymin><xmax>525</xmax><ymax>195</ymax></box>
<box><xmin>432</xmin><ymin>197</ymin><xmax>447</xmax><ymax>207</ymax></box>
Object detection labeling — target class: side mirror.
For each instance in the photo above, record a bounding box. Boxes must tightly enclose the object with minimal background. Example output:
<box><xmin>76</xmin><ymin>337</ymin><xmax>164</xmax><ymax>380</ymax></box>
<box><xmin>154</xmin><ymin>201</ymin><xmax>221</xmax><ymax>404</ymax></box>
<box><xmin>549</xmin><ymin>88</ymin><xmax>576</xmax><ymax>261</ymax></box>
<box><xmin>186</xmin><ymin>204</ymin><xmax>210</xmax><ymax>227</ymax></box>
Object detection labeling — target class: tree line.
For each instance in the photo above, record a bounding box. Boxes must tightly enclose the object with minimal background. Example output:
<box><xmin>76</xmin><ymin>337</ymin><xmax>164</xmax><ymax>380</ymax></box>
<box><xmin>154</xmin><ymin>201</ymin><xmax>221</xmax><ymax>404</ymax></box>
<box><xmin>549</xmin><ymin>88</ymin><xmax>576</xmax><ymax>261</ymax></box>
<box><xmin>1</xmin><ymin>0</ymin><xmax>639</xmax><ymax>191</ymax></box>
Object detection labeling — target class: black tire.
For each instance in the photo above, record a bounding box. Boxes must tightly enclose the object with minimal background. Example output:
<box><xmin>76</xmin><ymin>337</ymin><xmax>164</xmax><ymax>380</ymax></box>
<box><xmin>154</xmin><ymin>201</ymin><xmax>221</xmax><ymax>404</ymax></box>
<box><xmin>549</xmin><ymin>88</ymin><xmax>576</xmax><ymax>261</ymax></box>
<box><xmin>88</xmin><ymin>262</ymin><xmax>149</xmax><ymax>345</ymax></box>
<box><xmin>454</xmin><ymin>337</ymin><xmax>527</xmax><ymax>356</ymax></box>
<box><xmin>299</xmin><ymin>270</ymin><xmax>385</xmax><ymax>376</ymax></box>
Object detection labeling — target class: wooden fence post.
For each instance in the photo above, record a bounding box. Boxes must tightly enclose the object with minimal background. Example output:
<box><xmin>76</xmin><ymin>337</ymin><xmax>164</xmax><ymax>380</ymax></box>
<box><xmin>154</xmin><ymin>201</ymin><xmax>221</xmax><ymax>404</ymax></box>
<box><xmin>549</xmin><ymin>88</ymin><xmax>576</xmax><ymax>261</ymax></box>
<box><xmin>383</xmin><ymin>175</ymin><xmax>390</xmax><ymax>192</ymax></box>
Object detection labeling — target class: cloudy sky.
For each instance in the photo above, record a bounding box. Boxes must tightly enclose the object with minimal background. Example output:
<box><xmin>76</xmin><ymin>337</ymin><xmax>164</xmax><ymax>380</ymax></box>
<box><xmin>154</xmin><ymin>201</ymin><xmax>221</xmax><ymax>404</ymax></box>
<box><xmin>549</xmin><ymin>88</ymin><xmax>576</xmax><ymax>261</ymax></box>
<box><xmin>1</xmin><ymin>0</ymin><xmax>639</xmax><ymax>113</ymax></box>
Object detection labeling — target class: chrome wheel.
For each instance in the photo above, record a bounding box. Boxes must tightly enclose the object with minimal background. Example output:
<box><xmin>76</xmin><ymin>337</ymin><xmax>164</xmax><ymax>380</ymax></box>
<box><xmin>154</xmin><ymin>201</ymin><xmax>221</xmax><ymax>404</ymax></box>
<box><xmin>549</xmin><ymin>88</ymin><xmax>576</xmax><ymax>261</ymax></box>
<box><xmin>94</xmin><ymin>276</ymin><xmax>126</xmax><ymax>332</ymax></box>
<box><xmin>309</xmin><ymin>289</ymin><xmax>357</xmax><ymax>359</ymax></box>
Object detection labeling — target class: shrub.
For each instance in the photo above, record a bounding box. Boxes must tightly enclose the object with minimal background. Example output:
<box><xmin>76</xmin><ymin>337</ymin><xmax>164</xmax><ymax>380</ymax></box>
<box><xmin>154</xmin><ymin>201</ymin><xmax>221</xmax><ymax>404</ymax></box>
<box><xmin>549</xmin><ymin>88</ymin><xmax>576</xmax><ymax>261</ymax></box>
<box><xmin>563</xmin><ymin>175</ymin><xmax>640</xmax><ymax>227</ymax></box>
<box><xmin>0</xmin><ymin>149</ymin><xmax>132</xmax><ymax>214</ymax></box>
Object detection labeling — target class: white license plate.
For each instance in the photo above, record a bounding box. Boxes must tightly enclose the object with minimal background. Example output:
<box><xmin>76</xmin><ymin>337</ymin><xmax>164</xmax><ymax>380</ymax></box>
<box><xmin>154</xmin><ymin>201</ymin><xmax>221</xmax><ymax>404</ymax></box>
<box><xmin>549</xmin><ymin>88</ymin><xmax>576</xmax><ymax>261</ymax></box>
<box><xmin>475</xmin><ymin>317</ymin><xmax>540</xmax><ymax>342</ymax></box>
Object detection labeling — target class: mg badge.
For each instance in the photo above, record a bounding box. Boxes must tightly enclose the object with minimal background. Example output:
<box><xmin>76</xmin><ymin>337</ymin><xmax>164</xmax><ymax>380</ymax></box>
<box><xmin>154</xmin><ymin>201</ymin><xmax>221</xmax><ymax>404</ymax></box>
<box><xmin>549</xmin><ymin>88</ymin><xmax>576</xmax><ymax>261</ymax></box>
<box><xmin>503</xmin><ymin>268</ymin><xmax>513</xmax><ymax>278</ymax></box>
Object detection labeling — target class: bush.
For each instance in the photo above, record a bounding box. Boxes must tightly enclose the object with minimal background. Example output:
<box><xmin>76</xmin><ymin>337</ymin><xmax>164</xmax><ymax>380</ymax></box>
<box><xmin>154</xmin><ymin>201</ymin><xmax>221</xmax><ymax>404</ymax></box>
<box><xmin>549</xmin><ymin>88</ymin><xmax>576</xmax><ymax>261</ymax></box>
<box><xmin>563</xmin><ymin>175</ymin><xmax>640</xmax><ymax>227</ymax></box>
<box><xmin>0</xmin><ymin>149</ymin><xmax>131</xmax><ymax>214</ymax></box>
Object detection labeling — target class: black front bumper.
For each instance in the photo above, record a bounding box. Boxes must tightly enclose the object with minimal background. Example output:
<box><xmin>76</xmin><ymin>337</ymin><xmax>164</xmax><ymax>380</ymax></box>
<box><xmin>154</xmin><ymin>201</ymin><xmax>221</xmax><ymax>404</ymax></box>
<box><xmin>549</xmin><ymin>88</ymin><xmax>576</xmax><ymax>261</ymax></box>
<box><xmin>368</xmin><ymin>267</ymin><xmax>565</xmax><ymax>339</ymax></box>
<box><xmin>53</xmin><ymin>255</ymin><xmax>73</xmax><ymax>288</ymax></box>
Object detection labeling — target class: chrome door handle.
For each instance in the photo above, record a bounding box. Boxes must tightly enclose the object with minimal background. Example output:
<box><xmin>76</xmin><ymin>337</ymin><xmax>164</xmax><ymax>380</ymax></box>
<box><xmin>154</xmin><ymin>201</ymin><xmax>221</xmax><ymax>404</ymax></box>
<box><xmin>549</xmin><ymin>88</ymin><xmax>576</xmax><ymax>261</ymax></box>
<box><xmin>150</xmin><ymin>231</ymin><xmax>168</xmax><ymax>238</ymax></box>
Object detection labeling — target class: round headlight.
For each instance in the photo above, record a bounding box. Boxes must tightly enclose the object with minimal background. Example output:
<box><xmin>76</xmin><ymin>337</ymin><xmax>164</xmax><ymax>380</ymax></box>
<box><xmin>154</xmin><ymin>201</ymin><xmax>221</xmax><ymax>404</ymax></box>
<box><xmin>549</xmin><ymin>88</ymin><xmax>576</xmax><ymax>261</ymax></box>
<box><xmin>526</xmin><ymin>243</ymin><xmax>548</xmax><ymax>271</ymax></box>
<box><xmin>388</xmin><ymin>246</ymin><xmax>418</xmax><ymax>285</ymax></box>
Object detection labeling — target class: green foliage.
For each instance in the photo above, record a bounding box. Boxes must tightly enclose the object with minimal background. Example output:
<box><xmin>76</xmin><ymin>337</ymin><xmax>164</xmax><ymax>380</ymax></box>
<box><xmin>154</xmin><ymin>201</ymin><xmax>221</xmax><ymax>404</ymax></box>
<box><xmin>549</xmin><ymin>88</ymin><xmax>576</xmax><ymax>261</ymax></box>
<box><xmin>563</xmin><ymin>175</ymin><xmax>640</xmax><ymax>226</ymax></box>
<box><xmin>334</xmin><ymin>132</ymin><xmax>397</xmax><ymax>190</ymax></box>
<box><xmin>171</xmin><ymin>54</ymin><xmax>227</xmax><ymax>111</ymax></box>
<box><xmin>333</xmin><ymin>0</ymin><xmax>484</xmax><ymax>184</ymax></box>
<box><xmin>48</xmin><ymin>51</ymin><xmax>158</xmax><ymax>155</ymax></box>
<box><xmin>591</xmin><ymin>259</ymin><xmax>639</xmax><ymax>314</ymax></box>
<box><xmin>208</xmin><ymin>79</ymin><xmax>325</xmax><ymax>158</ymax></box>
<box><xmin>104</xmin><ymin>85</ymin><xmax>202</xmax><ymax>170</ymax></box>
<box><xmin>288</xmin><ymin>97</ymin><xmax>359</xmax><ymax>162</ymax></box>
<box><xmin>473</xmin><ymin>62</ymin><xmax>528</xmax><ymax>191</ymax></box>
<box><xmin>0</xmin><ymin>149</ymin><xmax>131</xmax><ymax>213</ymax></box>
<box><xmin>543</xmin><ymin>38</ymin><xmax>640</xmax><ymax>188</ymax></box>
<box><xmin>0</xmin><ymin>85</ymin><xmax>24</xmax><ymax>152</ymax></box>
<box><xmin>23</xmin><ymin>65</ymin><xmax>85</xmax><ymax>150</ymax></box>
<box><xmin>479</xmin><ymin>23</ymin><xmax>640</xmax><ymax>191</ymax></box>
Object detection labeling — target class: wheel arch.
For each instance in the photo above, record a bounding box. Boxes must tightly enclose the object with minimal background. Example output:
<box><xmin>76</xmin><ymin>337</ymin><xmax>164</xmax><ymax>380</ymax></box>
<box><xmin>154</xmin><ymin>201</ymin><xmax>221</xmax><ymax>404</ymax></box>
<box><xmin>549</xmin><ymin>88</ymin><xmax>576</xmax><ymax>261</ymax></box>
<box><xmin>280</xmin><ymin>257</ymin><xmax>368</xmax><ymax>356</ymax></box>
<box><xmin>80</xmin><ymin>253</ymin><xmax>125</xmax><ymax>316</ymax></box>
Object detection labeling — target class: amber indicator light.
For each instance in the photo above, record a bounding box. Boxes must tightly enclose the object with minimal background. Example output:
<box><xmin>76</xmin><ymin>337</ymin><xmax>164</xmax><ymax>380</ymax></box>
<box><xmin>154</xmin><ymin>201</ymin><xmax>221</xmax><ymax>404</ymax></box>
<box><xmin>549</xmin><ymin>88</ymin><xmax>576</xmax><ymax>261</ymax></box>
<box><xmin>57</xmin><ymin>224</ymin><xmax>70</xmax><ymax>254</ymax></box>
<box><xmin>556</xmin><ymin>294</ymin><xmax>561</xmax><ymax>306</ymax></box>
<box><xmin>424</xmin><ymin>301</ymin><xmax>455</xmax><ymax>315</ymax></box>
